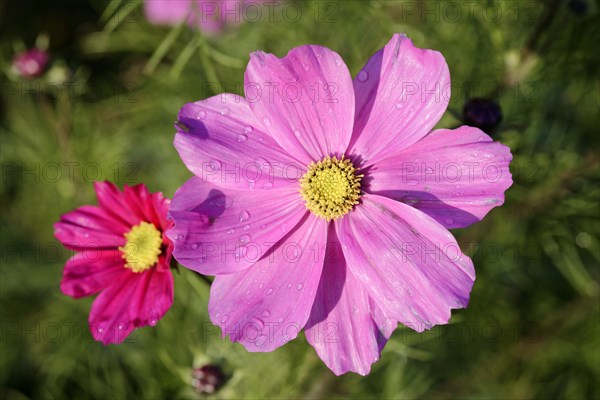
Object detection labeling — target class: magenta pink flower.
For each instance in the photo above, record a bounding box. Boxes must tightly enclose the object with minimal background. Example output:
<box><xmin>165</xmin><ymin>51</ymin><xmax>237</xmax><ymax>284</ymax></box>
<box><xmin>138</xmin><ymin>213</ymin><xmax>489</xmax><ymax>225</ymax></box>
<box><xmin>54</xmin><ymin>182</ymin><xmax>174</xmax><ymax>344</ymax></box>
<box><xmin>12</xmin><ymin>48</ymin><xmax>49</xmax><ymax>79</ymax></box>
<box><xmin>144</xmin><ymin>0</ymin><xmax>245</xmax><ymax>33</ymax></box>
<box><xmin>168</xmin><ymin>34</ymin><xmax>513</xmax><ymax>375</ymax></box>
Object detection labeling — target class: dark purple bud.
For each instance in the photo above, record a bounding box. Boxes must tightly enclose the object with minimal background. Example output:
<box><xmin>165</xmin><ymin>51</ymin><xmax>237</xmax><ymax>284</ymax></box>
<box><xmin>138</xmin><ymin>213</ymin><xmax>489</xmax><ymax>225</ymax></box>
<box><xmin>192</xmin><ymin>365</ymin><xmax>225</xmax><ymax>394</ymax></box>
<box><xmin>568</xmin><ymin>0</ymin><xmax>588</xmax><ymax>15</ymax></box>
<box><xmin>12</xmin><ymin>48</ymin><xmax>49</xmax><ymax>79</ymax></box>
<box><xmin>462</xmin><ymin>98</ymin><xmax>503</xmax><ymax>134</ymax></box>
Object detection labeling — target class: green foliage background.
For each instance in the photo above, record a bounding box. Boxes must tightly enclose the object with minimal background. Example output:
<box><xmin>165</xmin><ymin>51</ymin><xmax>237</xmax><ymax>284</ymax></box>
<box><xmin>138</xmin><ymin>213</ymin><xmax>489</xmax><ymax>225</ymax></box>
<box><xmin>1</xmin><ymin>0</ymin><xmax>599</xmax><ymax>398</ymax></box>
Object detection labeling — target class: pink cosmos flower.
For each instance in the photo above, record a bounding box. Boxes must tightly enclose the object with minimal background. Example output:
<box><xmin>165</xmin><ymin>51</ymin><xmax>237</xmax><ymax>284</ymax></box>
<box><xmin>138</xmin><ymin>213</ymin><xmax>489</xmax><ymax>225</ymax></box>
<box><xmin>168</xmin><ymin>34</ymin><xmax>513</xmax><ymax>375</ymax></box>
<box><xmin>144</xmin><ymin>0</ymin><xmax>246</xmax><ymax>33</ymax></box>
<box><xmin>12</xmin><ymin>48</ymin><xmax>49</xmax><ymax>79</ymax></box>
<box><xmin>54</xmin><ymin>182</ymin><xmax>174</xmax><ymax>344</ymax></box>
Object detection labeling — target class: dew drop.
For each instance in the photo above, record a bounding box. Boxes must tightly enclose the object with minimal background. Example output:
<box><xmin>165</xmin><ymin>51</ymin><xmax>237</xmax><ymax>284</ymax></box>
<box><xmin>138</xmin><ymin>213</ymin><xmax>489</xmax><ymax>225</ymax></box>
<box><xmin>221</xmin><ymin>314</ymin><xmax>229</xmax><ymax>322</ymax></box>
<box><xmin>287</xmin><ymin>283</ymin><xmax>292</xmax><ymax>289</ymax></box>
<box><xmin>293</xmin><ymin>129</ymin><xmax>301</xmax><ymax>137</ymax></box>
<box><xmin>259</xmin><ymin>283</ymin><xmax>264</xmax><ymax>289</ymax></box>
<box><xmin>118</xmin><ymin>324</ymin><xmax>123</xmax><ymax>330</ymax></box>
<box><xmin>262</xmin><ymin>182</ymin><xmax>274</xmax><ymax>190</ymax></box>
<box><xmin>236</xmin><ymin>134</ymin><xmax>248</xmax><ymax>143</ymax></box>
<box><xmin>191</xmin><ymin>243</ymin><xmax>198</xmax><ymax>250</ymax></box>
<box><xmin>255</xmin><ymin>335</ymin><xmax>268</xmax><ymax>347</ymax></box>
<box><xmin>239</xmin><ymin>234</ymin><xmax>251</xmax><ymax>244</ymax></box>
<box><xmin>296</xmin><ymin>283</ymin><xmax>303</xmax><ymax>291</ymax></box>
<box><xmin>227</xmin><ymin>228</ymin><xmax>235</xmax><ymax>235</ymax></box>
<box><xmin>196</xmin><ymin>110</ymin><xmax>206</xmax><ymax>120</ymax></box>
<box><xmin>244</xmin><ymin>126</ymin><xmax>254</xmax><ymax>134</ymax></box>
<box><xmin>262</xmin><ymin>117</ymin><xmax>271</xmax><ymax>128</ymax></box>
<box><xmin>220</xmin><ymin>107</ymin><xmax>229</xmax><ymax>116</ymax></box>
<box><xmin>239</xmin><ymin>210</ymin><xmax>250</xmax><ymax>222</ymax></box>
<box><xmin>266</xmin><ymin>288</ymin><xmax>274</xmax><ymax>295</ymax></box>
<box><xmin>243</xmin><ymin>224</ymin><xmax>251</xmax><ymax>231</ymax></box>
<box><xmin>302</xmin><ymin>63</ymin><xmax>311</xmax><ymax>71</ymax></box>
<box><xmin>150</xmin><ymin>319</ymin><xmax>157</xmax><ymax>326</ymax></box>
<box><xmin>357</xmin><ymin>70</ymin><xmax>369</xmax><ymax>82</ymax></box>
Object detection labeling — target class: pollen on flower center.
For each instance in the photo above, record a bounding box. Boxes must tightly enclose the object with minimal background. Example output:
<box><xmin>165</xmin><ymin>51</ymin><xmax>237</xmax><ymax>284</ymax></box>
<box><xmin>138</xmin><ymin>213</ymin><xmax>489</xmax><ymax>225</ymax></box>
<box><xmin>119</xmin><ymin>221</ymin><xmax>162</xmax><ymax>273</ymax></box>
<box><xmin>300</xmin><ymin>155</ymin><xmax>363</xmax><ymax>221</ymax></box>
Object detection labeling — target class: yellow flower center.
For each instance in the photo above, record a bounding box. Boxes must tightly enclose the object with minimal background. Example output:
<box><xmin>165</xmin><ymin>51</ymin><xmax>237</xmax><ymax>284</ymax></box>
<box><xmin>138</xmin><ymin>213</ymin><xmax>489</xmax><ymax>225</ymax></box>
<box><xmin>119</xmin><ymin>221</ymin><xmax>162</xmax><ymax>273</ymax></box>
<box><xmin>299</xmin><ymin>155</ymin><xmax>363</xmax><ymax>221</ymax></box>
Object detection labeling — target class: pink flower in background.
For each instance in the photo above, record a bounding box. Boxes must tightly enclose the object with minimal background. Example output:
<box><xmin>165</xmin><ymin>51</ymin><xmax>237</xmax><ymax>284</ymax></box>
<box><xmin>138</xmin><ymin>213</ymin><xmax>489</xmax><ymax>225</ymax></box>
<box><xmin>144</xmin><ymin>0</ymin><xmax>246</xmax><ymax>33</ymax></box>
<box><xmin>168</xmin><ymin>34</ymin><xmax>513</xmax><ymax>374</ymax></box>
<box><xmin>54</xmin><ymin>182</ymin><xmax>174</xmax><ymax>344</ymax></box>
<box><xmin>12</xmin><ymin>48</ymin><xmax>49</xmax><ymax>79</ymax></box>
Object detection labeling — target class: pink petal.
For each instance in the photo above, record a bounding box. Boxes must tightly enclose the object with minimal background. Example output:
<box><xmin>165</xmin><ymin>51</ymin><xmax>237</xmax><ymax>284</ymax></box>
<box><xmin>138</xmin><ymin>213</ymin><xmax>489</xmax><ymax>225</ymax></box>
<box><xmin>368</xmin><ymin>126</ymin><xmax>513</xmax><ymax>229</ymax></box>
<box><xmin>348</xmin><ymin>34</ymin><xmax>450</xmax><ymax>164</ymax></box>
<box><xmin>305</xmin><ymin>225</ymin><xmax>396</xmax><ymax>375</ymax></box>
<box><xmin>167</xmin><ymin>177</ymin><xmax>307</xmax><ymax>275</ymax></box>
<box><xmin>61</xmin><ymin>250</ymin><xmax>127</xmax><ymax>298</ymax></box>
<box><xmin>208</xmin><ymin>214</ymin><xmax>327</xmax><ymax>352</ymax></box>
<box><xmin>89</xmin><ymin>263</ymin><xmax>174</xmax><ymax>345</ymax></box>
<box><xmin>54</xmin><ymin>205</ymin><xmax>126</xmax><ymax>250</ymax></box>
<box><xmin>176</xmin><ymin>94</ymin><xmax>304</xmax><ymax>191</ymax></box>
<box><xmin>337</xmin><ymin>194</ymin><xmax>475</xmax><ymax>332</ymax></box>
<box><xmin>94</xmin><ymin>181</ymin><xmax>144</xmax><ymax>227</ymax></box>
<box><xmin>244</xmin><ymin>45</ymin><xmax>355</xmax><ymax>162</ymax></box>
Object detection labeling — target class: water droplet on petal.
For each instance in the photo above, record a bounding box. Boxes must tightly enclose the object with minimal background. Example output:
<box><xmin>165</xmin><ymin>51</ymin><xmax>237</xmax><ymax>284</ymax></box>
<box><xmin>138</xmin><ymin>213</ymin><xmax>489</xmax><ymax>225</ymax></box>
<box><xmin>262</xmin><ymin>182</ymin><xmax>273</xmax><ymax>190</ymax></box>
<box><xmin>191</xmin><ymin>243</ymin><xmax>198</xmax><ymax>250</ymax></box>
<box><xmin>293</xmin><ymin>129</ymin><xmax>301</xmax><ymax>137</ymax></box>
<box><xmin>287</xmin><ymin>283</ymin><xmax>292</xmax><ymax>289</ymax></box>
<box><xmin>266</xmin><ymin>288</ymin><xmax>273</xmax><ymax>295</ymax></box>
<box><xmin>302</xmin><ymin>63</ymin><xmax>311</xmax><ymax>71</ymax></box>
<box><xmin>255</xmin><ymin>335</ymin><xmax>268</xmax><ymax>347</ymax></box>
<box><xmin>196</xmin><ymin>110</ymin><xmax>206</xmax><ymax>120</ymax></box>
<box><xmin>236</xmin><ymin>134</ymin><xmax>247</xmax><ymax>143</ymax></box>
<box><xmin>150</xmin><ymin>319</ymin><xmax>157</xmax><ymax>326</ymax></box>
<box><xmin>262</xmin><ymin>118</ymin><xmax>271</xmax><ymax>128</ymax></box>
<box><xmin>239</xmin><ymin>210</ymin><xmax>250</xmax><ymax>222</ymax></box>
<box><xmin>243</xmin><ymin>224</ymin><xmax>251</xmax><ymax>231</ymax></box>
<box><xmin>227</xmin><ymin>228</ymin><xmax>235</xmax><ymax>235</ymax></box>
<box><xmin>220</xmin><ymin>107</ymin><xmax>229</xmax><ymax>116</ymax></box>
<box><xmin>239</xmin><ymin>234</ymin><xmax>251</xmax><ymax>244</ymax></box>
<box><xmin>244</xmin><ymin>126</ymin><xmax>254</xmax><ymax>134</ymax></box>
<box><xmin>357</xmin><ymin>70</ymin><xmax>369</xmax><ymax>82</ymax></box>
<box><xmin>296</xmin><ymin>283</ymin><xmax>303</xmax><ymax>290</ymax></box>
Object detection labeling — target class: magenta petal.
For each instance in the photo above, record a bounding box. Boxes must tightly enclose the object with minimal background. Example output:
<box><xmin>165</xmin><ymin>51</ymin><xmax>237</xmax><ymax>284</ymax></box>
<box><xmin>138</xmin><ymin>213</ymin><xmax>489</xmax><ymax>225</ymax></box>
<box><xmin>89</xmin><ymin>265</ymin><xmax>174</xmax><ymax>345</ymax></box>
<box><xmin>94</xmin><ymin>181</ymin><xmax>144</xmax><ymax>227</ymax></box>
<box><xmin>176</xmin><ymin>94</ymin><xmax>303</xmax><ymax>191</ymax></box>
<box><xmin>244</xmin><ymin>45</ymin><xmax>355</xmax><ymax>162</ymax></box>
<box><xmin>61</xmin><ymin>250</ymin><xmax>127</xmax><ymax>298</ymax></box>
<box><xmin>54</xmin><ymin>205</ymin><xmax>126</xmax><ymax>250</ymax></box>
<box><xmin>337</xmin><ymin>194</ymin><xmax>475</xmax><ymax>332</ymax></box>
<box><xmin>305</xmin><ymin>225</ymin><xmax>396</xmax><ymax>375</ymax></box>
<box><xmin>208</xmin><ymin>214</ymin><xmax>327</xmax><ymax>352</ymax></box>
<box><xmin>349</xmin><ymin>34</ymin><xmax>450</xmax><ymax>164</ymax></box>
<box><xmin>368</xmin><ymin>126</ymin><xmax>513</xmax><ymax>228</ymax></box>
<box><xmin>167</xmin><ymin>177</ymin><xmax>307</xmax><ymax>275</ymax></box>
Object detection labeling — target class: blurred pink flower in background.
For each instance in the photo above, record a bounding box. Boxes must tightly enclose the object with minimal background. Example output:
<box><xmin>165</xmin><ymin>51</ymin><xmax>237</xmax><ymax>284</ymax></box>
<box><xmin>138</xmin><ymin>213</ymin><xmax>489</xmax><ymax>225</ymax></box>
<box><xmin>54</xmin><ymin>182</ymin><xmax>174</xmax><ymax>344</ymax></box>
<box><xmin>12</xmin><ymin>48</ymin><xmax>49</xmax><ymax>79</ymax></box>
<box><xmin>144</xmin><ymin>0</ymin><xmax>248</xmax><ymax>33</ymax></box>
